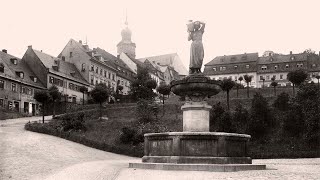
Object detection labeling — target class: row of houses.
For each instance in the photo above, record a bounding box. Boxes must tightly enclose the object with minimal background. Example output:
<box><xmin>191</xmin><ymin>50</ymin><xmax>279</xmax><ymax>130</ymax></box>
<box><xmin>204</xmin><ymin>51</ymin><xmax>320</xmax><ymax>88</ymax></box>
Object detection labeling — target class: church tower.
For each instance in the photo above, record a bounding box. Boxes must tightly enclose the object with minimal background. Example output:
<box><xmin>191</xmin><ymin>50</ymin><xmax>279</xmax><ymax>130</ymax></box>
<box><xmin>117</xmin><ymin>14</ymin><xmax>136</xmax><ymax>59</ymax></box>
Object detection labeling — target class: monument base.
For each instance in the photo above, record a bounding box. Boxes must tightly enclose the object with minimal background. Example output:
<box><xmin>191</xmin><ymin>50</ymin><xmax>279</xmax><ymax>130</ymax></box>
<box><xmin>129</xmin><ymin>163</ymin><xmax>266</xmax><ymax>172</ymax></box>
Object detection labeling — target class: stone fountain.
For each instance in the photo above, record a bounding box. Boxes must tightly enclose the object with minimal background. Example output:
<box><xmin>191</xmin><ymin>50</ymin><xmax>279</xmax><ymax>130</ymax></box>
<box><xmin>129</xmin><ymin>21</ymin><xmax>266</xmax><ymax>171</ymax></box>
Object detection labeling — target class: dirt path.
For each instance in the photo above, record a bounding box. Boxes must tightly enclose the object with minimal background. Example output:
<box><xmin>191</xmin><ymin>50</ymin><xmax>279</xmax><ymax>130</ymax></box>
<box><xmin>0</xmin><ymin>116</ymin><xmax>137</xmax><ymax>180</ymax></box>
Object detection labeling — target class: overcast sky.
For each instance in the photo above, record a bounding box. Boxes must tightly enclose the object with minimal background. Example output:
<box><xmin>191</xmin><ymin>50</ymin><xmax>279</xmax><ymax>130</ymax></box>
<box><xmin>1</xmin><ymin>0</ymin><xmax>320</xmax><ymax>70</ymax></box>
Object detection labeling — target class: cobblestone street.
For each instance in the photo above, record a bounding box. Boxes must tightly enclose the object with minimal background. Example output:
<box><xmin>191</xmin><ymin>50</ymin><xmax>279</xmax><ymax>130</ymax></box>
<box><xmin>1</xmin><ymin>117</ymin><xmax>320</xmax><ymax>180</ymax></box>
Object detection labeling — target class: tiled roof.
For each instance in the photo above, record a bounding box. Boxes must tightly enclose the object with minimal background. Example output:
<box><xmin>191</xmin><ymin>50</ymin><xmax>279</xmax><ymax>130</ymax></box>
<box><xmin>205</xmin><ymin>53</ymin><xmax>259</xmax><ymax>66</ymax></box>
<box><xmin>258</xmin><ymin>53</ymin><xmax>308</xmax><ymax>64</ymax></box>
<box><xmin>0</xmin><ymin>51</ymin><xmax>45</xmax><ymax>89</ymax></box>
<box><xmin>33</xmin><ymin>49</ymin><xmax>88</xmax><ymax>85</ymax></box>
<box><xmin>138</xmin><ymin>53</ymin><xmax>177</xmax><ymax>65</ymax></box>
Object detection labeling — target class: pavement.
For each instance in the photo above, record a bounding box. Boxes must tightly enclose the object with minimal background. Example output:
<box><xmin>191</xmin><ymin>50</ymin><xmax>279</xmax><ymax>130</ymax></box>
<box><xmin>1</xmin><ymin>116</ymin><xmax>320</xmax><ymax>180</ymax></box>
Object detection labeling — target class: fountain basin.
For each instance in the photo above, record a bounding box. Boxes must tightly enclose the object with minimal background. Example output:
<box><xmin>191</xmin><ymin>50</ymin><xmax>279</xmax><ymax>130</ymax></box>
<box><xmin>142</xmin><ymin>132</ymin><xmax>252</xmax><ymax>164</ymax></box>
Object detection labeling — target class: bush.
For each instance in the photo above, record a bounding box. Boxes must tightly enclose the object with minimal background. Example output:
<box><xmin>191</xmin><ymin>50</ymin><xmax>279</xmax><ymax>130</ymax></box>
<box><xmin>232</xmin><ymin>104</ymin><xmax>250</xmax><ymax>134</ymax></box>
<box><xmin>273</xmin><ymin>92</ymin><xmax>290</xmax><ymax>111</ymax></box>
<box><xmin>60</xmin><ymin>112</ymin><xmax>86</xmax><ymax>131</ymax></box>
<box><xmin>249</xmin><ymin>93</ymin><xmax>274</xmax><ymax>140</ymax></box>
<box><xmin>209</xmin><ymin>102</ymin><xmax>225</xmax><ymax>132</ymax></box>
<box><xmin>136</xmin><ymin>99</ymin><xmax>159</xmax><ymax>123</ymax></box>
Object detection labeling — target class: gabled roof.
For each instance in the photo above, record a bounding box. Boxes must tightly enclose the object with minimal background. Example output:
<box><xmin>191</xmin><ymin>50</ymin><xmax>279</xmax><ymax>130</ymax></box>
<box><xmin>258</xmin><ymin>53</ymin><xmax>308</xmax><ymax>64</ymax></box>
<box><xmin>33</xmin><ymin>49</ymin><xmax>88</xmax><ymax>85</ymax></box>
<box><xmin>0</xmin><ymin>51</ymin><xmax>45</xmax><ymax>89</ymax></box>
<box><xmin>205</xmin><ymin>53</ymin><xmax>259</xmax><ymax>66</ymax></box>
<box><xmin>138</xmin><ymin>53</ymin><xmax>177</xmax><ymax>65</ymax></box>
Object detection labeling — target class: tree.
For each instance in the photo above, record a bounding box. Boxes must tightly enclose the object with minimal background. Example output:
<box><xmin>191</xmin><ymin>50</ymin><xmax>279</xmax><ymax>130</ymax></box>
<box><xmin>48</xmin><ymin>85</ymin><xmax>61</xmax><ymax>118</ymax></box>
<box><xmin>221</xmin><ymin>78</ymin><xmax>235</xmax><ymax>110</ymax></box>
<box><xmin>234</xmin><ymin>83</ymin><xmax>243</xmax><ymax>98</ymax></box>
<box><xmin>287</xmin><ymin>69</ymin><xmax>308</xmax><ymax>96</ymax></box>
<box><xmin>270</xmin><ymin>77</ymin><xmax>278</xmax><ymax>96</ymax></box>
<box><xmin>303</xmin><ymin>48</ymin><xmax>315</xmax><ymax>54</ymax></box>
<box><xmin>157</xmin><ymin>82</ymin><xmax>171</xmax><ymax>105</ymax></box>
<box><xmin>79</xmin><ymin>86</ymin><xmax>88</xmax><ymax>105</ymax></box>
<box><xmin>273</xmin><ymin>92</ymin><xmax>290</xmax><ymax>111</ymax></box>
<box><xmin>243</xmin><ymin>75</ymin><xmax>253</xmax><ymax>98</ymax></box>
<box><xmin>130</xmin><ymin>66</ymin><xmax>157</xmax><ymax>101</ymax></box>
<box><xmin>238</xmin><ymin>76</ymin><xmax>243</xmax><ymax>86</ymax></box>
<box><xmin>315</xmin><ymin>75</ymin><xmax>320</xmax><ymax>89</ymax></box>
<box><xmin>34</xmin><ymin>90</ymin><xmax>50</xmax><ymax>123</ymax></box>
<box><xmin>90</xmin><ymin>83</ymin><xmax>110</xmax><ymax>119</ymax></box>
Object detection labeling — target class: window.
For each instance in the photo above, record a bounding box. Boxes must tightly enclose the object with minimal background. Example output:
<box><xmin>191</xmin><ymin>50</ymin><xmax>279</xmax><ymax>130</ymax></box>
<box><xmin>62</xmin><ymin>56</ymin><xmax>65</xmax><ymax>61</ymax></box>
<box><xmin>260</xmin><ymin>76</ymin><xmax>264</xmax><ymax>80</ymax></box>
<box><xmin>81</xmin><ymin>63</ymin><xmax>86</xmax><ymax>71</ymax></box>
<box><xmin>20</xmin><ymin>72</ymin><xmax>24</xmax><ymax>79</ymax></box>
<box><xmin>274</xmin><ymin>65</ymin><xmax>278</xmax><ymax>70</ymax></box>
<box><xmin>266</xmin><ymin>75</ymin><xmax>270</xmax><ymax>80</ymax></box>
<box><xmin>285</xmin><ymin>64</ymin><xmax>289</xmax><ymax>68</ymax></box>
<box><xmin>12</xmin><ymin>83</ymin><xmax>16</xmax><ymax>92</ymax></box>
<box><xmin>0</xmin><ymin>80</ymin><xmax>4</xmax><ymax>89</ymax></box>
<box><xmin>280</xmin><ymin>74</ymin><xmax>283</xmax><ymax>80</ymax></box>
<box><xmin>272</xmin><ymin>75</ymin><xmax>276</xmax><ymax>80</ymax></box>
<box><xmin>96</xmin><ymin>80</ymin><xmax>98</xmax><ymax>85</ymax></box>
<box><xmin>49</xmin><ymin>76</ymin><xmax>54</xmax><ymax>84</ymax></box>
<box><xmin>11</xmin><ymin>58</ymin><xmax>17</xmax><ymax>65</ymax></box>
<box><xmin>90</xmin><ymin>75</ymin><xmax>94</xmax><ymax>85</ymax></box>
<box><xmin>261</xmin><ymin>65</ymin><xmax>267</xmax><ymax>70</ymax></box>
<box><xmin>245</xmin><ymin>65</ymin><xmax>250</xmax><ymax>69</ymax></box>
<box><xmin>0</xmin><ymin>99</ymin><xmax>3</xmax><ymax>107</ymax></box>
<box><xmin>69</xmin><ymin>52</ymin><xmax>73</xmax><ymax>58</ymax></box>
<box><xmin>95</xmin><ymin>67</ymin><xmax>99</xmax><ymax>73</ymax></box>
<box><xmin>0</xmin><ymin>63</ymin><xmax>4</xmax><ymax>73</ymax></box>
<box><xmin>104</xmin><ymin>70</ymin><xmax>107</xmax><ymax>77</ymax></box>
<box><xmin>91</xmin><ymin>65</ymin><xmax>94</xmax><ymax>71</ymax></box>
<box><xmin>312</xmin><ymin>64</ymin><xmax>316</xmax><ymax>68</ymax></box>
<box><xmin>219</xmin><ymin>67</ymin><xmax>226</xmax><ymax>71</ymax></box>
<box><xmin>234</xmin><ymin>65</ymin><xmax>238</xmax><ymax>69</ymax></box>
<box><xmin>297</xmin><ymin>63</ymin><xmax>303</xmax><ymax>68</ymax></box>
<box><xmin>212</xmin><ymin>67</ymin><xmax>216</xmax><ymax>71</ymax></box>
<box><xmin>112</xmin><ymin>74</ymin><xmax>115</xmax><ymax>81</ymax></box>
<box><xmin>27</xmin><ymin>88</ymin><xmax>32</xmax><ymax>95</ymax></box>
<box><xmin>100</xmin><ymin>69</ymin><xmax>103</xmax><ymax>75</ymax></box>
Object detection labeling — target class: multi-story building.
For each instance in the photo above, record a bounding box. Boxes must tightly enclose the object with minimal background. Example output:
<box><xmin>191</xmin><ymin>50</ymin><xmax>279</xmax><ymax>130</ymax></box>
<box><xmin>58</xmin><ymin>39</ymin><xmax>118</xmax><ymax>92</ymax></box>
<box><xmin>0</xmin><ymin>49</ymin><xmax>45</xmax><ymax>115</ymax></box>
<box><xmin>204</xmin><ymin>53</ymin><xmax>259</xmax><ymax>87</ymax></box>
<box><xmin>205</xmin><ymin>51</ymin><xmax>320</xmax><ymax>88</ymax></box>
<box><xmin>257</xmin><ymin>51</ymin><xmax>309</xmax><ymax>87</ymax></box>
<box><xmin>22</xmin><ymin>46</ymin><xmax>89</xmax><ymax>104</ymax></box>
<box><xmin>94</xmin><ymin>47</ymin><xmax>135</xmax><ymax>95</ymax></box>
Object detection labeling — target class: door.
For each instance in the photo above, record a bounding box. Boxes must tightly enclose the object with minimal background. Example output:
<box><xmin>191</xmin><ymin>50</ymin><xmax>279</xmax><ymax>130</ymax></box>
<box><xmin>32</xmin><ymin>104</ymin><xmax>35</xmax><ymax>116</ymax></box>
<box><xmin>14</xmin><ymin>101</ymin><xmax>19</xmax><ymax>112</ymax></box>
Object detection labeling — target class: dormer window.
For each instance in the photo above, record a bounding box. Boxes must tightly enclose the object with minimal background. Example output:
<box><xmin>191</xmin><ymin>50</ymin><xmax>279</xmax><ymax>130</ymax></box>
<box><xmin>261</xmin><ymin>65</ymin><xmax>267</xmax><ymax>70</ymax></box>
<box><xmin>81</xmin><ymin>63</ymin><xmax>86</xmax><ymax>71</ymax></box>
<box><xmin>285</xmin><ymin>64</ymin><xmax>289</xmax><ymax>68</ymax></box>
<box><xmin>312</xmin><ymin>64</ymin><xmax>316</xmax><ymax>68</ymax></box>
<box><xmin>16</xmin><ymin>72</ymin><xmax>24</xmax><ymax>79</ymax></box>
<box><xmin>297</xmin><ymin>63</ymin><xmax>303</xmax><ymax>68</ymax></box>
<box><xmin>274</xmin><ymin>65</ymin><xmax>278</xmax><ymax>70</ymax></box>
<box><xmin>212</xmin><ymin>67</ymin><xmax>216</xmax><ymax>71</ymax></box>
<box><xmin>290</xmin><ymin>56</ymin><xmax>295</xmax><ymax>60</ymax></box>
<box><xmin>70</xmin><ymin>71</ymin><xmax>75</xmax><ymax>77</ymax></box>
<box><xmin>69</xmin><ymin>52</ymin><xmax>73</xmax><ymax>58</ymax></box>
<box><xmin>33</xmin><ymin>77</ymin><xmax>37</xmax><ymax>83</ymax></box>
<box><xmin>0</xmin><ymin>63</ymin><xmax>4</xmax><ymax>73</ymax></box>
<box><xmin>10</xmin><ymin>58</ymin><xmax>17</xmax><ymax>65</ymax></box>
<box><xmin>245</xmin><ymin>64</ymin><xmax>250</xmax><ymax>69</ymax></box>
<box><xmin>234</xmin><ymin>65</ymin><xmax>238</xmax><ymax>69</ymax></box>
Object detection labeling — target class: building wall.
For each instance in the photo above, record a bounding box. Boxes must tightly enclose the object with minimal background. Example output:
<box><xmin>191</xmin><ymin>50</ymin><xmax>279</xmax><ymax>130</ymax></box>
<box><xmin>119</xmin><ymin>53</ymin><xmax>137</xmax><ymax>73</ymax></box>
<box><xmin>208</xmin><ymin>72</ymin><xmax>258</xmax><ymax>87</ymax></box>
<box><xmin>0</xmin><ymin>77</ymin><xmax>40</xmax><ymax>115</ymax></box>
<box><xmin>116</xmin><ymin>76</ymin><xmax>130</xmax><ymax>95</ymax></box>
<box><xmin>88</xmin><ymin>61</ymin><xmax>117</xmax><ymax>91</ymax></box>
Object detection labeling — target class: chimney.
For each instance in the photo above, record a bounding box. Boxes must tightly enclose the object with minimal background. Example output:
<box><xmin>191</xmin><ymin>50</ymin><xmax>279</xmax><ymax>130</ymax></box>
<box><xmin>269</xmin><ymin>52</ymin><xmax>271</xmax><ymax>56</ymax></box>
<box><xmin>2</xmin><ymin>49</ymin><xmax>7</xmax><ymax>53</ymax></box>
<box><xmin>290</xmin><ymin>51</ymin><xmax>292</xmax><ymax>55</ymax></box>
<box><xmin>79</xmin><ymin>40</ymin><xmax>82</xmax><ymax>44</ymax></box>
<box><xmin>28</xmin><ymin>45</ymin><xmax>32</xmax><ymax>50</ymax></box>
<box><xmin>117</xmin><ymin>55</ymin><xmax>120</xmax><ymax>58</ymax></box>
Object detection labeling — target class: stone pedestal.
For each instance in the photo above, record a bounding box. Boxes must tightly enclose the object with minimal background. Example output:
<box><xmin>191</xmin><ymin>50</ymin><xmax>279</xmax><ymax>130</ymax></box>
<box><xmin>182</xmin><ymin>103</ymin><xmax>211</xmax><ymax>132</ymax></box>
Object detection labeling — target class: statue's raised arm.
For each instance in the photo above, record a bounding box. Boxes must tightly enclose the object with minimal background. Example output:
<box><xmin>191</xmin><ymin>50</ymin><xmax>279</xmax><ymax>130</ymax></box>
<box><xmin>187</xmin><ymin>20</ymin><xmax>205</xmax><ymax>74</ymax></box>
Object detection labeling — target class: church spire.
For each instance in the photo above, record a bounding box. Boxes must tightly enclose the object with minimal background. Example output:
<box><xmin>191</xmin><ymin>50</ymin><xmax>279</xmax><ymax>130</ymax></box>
<box><xmin>125</xmin><ymin>9</ymin><xmax>128</xmax><ymax>26</ymax></box>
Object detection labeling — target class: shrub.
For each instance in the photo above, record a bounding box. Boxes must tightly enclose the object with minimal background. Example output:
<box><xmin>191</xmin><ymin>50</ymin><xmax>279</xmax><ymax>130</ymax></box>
<box><xmin>232</xmin><ymin>104</ymin><xmax>250</xmax><ymax>134</ymax></box>
<box><xmin>249</xmin><ymin>93</ymin><xmax>274</xmax><ymax>140</ymax></box>
<box><xmin>60</xmin><ymin>112</ymin><xmax>86</xmax><ymax>131</ymax></box>
<box><xmin>209</xmin><ymin>102</ymin><xmax>225</xmax><ymax>132</ymax></box>
<box><xmin>120</xmin><ymin>127</ymin><xmax>140</xmax><ymax>144</ymax></box>
<box><xmin>136</xmin><ymin>99</ymin><xmax>159</xmax><ymax>123</ymax></box>
<box><xmin>273</xmin><ymin>92</ymin><xmax>290</xmax><ymax>111</ymax></box>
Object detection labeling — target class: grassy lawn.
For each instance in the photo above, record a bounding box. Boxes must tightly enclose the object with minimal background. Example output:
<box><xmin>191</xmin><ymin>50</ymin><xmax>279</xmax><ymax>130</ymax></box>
<box><xmin>0</xmin><ymin>109</ymin><xmax>26</xmax><ymax>120</ymax></box>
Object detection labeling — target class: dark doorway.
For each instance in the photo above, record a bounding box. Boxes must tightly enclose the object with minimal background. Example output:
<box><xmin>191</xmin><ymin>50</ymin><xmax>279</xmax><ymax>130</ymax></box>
<box><xmin>32</xmin><ymin>103</ymin><xmax>35</xmax><ymax>116</ymax></box>
<box><xmin>14</xmin><ymin>101</ymin><xmax>19</xmax><ymax>112</ymax></box>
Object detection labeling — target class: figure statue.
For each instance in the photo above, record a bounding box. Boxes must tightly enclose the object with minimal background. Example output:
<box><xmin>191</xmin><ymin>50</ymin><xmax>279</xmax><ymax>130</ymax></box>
<box><xmin>187</xmin><ymin>20</ymin><xmax>205</xmax><ymax>74</ymax></box>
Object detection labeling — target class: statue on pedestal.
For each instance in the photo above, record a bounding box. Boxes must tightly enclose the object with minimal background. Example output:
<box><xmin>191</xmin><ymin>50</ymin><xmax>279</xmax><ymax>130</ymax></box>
<box><xmin>187</xmin><ymin>20</ymin><xmax>206</xmax><ymax>74</ymax></box>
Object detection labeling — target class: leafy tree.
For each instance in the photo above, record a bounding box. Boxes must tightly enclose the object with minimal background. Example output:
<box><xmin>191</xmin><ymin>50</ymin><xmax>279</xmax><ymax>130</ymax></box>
<box><xmin>221</xmin><ymin>78</ymin><xmax>235</xmax><ymax>110</ymax></box>
<box><xmin>157</xmin><ymin>82</ymin><xmax>171</xmax><ymax>105</ymax></box>
<box><xmin>287</xmin><ymin>69</ymin><xmax>308</xmax><ymax>96</ymax></box>
<box><xmin>34</xmin><ymin>90</ymin><xmax>50</xmax><ymax>123</ymax></box>
<box><xmin>249</xmin><ymin>93</ymin><xmax>273</xmax><ymax>140</ymax></box>
<box><xmin>243</xmin><ymin>75</ymin><xmax>253</xmax><ymax>98</ymax></box>
<box><xmin>209</xmin><ymin>102</ymin><xmax>225</xmax><ymax>132</ymax></box>
<box><xmin>90</xmin><ymin>83</ymin><xmax>110</xmax><ymax>119</ymax></box>
<box><xmin>270</xmin><ymin>77</ymin><xmax>278</xmax><ymax>96</ymax></box>
<box><xmin>315</xmin><ymin>75</ymin><xmax>320</xmax><ymax>89</ymax></box>
<box><xmin>130</xmin><ymin>66</ymin><xmax>157</xmax><ymax>100</ymax></box>
<box><xmin>79</xmin><ymin>86</ymin><xmax>88</xmax><ymax>105</ymax></box>
<box><xmin>238</xmin><ymin>76</ymin><xmax>243</xmax><ymax>86</ymax></box>
<box><xmin>48</xmin><ymin>85</ymin><xmax>61</xmax><ymax>118</ymax></box>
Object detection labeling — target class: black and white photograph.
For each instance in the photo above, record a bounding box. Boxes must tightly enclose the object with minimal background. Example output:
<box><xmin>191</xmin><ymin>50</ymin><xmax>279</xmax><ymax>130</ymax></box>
<box><xmin>1</xmin><ymin>0</ymin><xmax>320</xmax><ymax>179</ymax></box>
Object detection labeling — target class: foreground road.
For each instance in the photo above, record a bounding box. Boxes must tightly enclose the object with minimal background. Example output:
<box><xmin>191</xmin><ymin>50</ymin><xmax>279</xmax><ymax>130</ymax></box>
<box><xmin>0</xmin><ymin>116</ymin><xmax>137</xmax><ymax>180</ymax></box>
<box><xmin>1</xmin><ymin>116</ymin><xmax>320</xmax><ymax>180</ymax></box>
